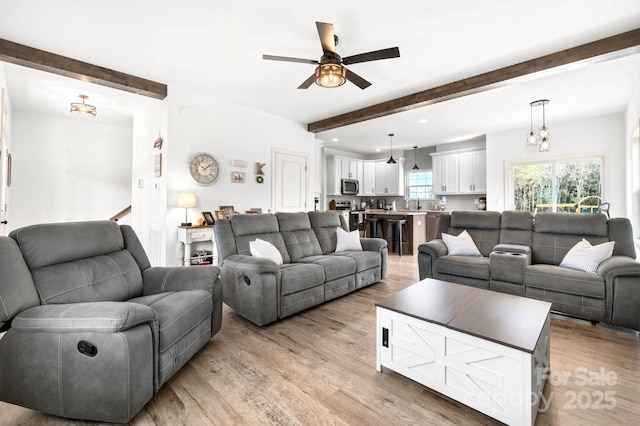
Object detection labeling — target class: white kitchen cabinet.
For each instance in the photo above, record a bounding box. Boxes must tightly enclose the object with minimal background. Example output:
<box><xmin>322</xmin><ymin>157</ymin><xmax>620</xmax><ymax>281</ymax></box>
<box><xmin>458</xmin><ymin>150</ymin><xmax>486</xmax><ymax>193</ymax></box>
<box><xmin>431</xmin><ymin>149</ymin><xmax>486</xmax><ymax>195</ymax></box>
<box><xmin>361</xmin><ymin>161</ymin><xmax>376</xmax><ymax>196</ymax></box>
<box><xmin>375</xmin><ymin>159</ymin><xmax>405</xmax><ymax>196</ymax></box>
<box><xmin>327</xmin><ymin>155</ymin><xmax>367</xmax><ymax>195</ymax></box>
<box><xmin>432</xmin><ymin>153</ymin><xmax>459</xmax><ymax>194</ymax></box>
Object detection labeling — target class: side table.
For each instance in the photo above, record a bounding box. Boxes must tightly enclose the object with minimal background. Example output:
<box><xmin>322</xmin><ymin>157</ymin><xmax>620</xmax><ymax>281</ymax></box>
<box><xmin>177</xmin><ymin>225</ymin><xmax>217</xmax><ymax>266</ymax></box>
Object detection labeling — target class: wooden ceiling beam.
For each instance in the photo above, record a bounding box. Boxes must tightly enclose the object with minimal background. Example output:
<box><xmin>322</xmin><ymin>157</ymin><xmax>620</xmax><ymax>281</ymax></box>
<box><xmin>307</xmin><ymin>28</ymin><xmax>640</xmax><ymax>133</ymax></box>
<box><xmin>0</xmin><ymin>38</ymin><xmax>167</xmax><ymax>100</ymax></box>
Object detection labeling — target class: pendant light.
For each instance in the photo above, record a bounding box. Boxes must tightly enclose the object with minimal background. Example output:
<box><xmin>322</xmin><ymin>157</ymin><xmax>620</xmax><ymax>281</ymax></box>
<box><xmin>70</xmin><ymin>94</ymin><xmax>97</xmax><ymax>117</ymax></box>
<box><xmin>386</xmin><ymin>133</ymin><xmax>396</xmax><ymax>164</ymax></box>
<box><xmin>412</xmin><ymin>146</ymin><xmax>420</xmax><ymax>170</ymax></box>
<box><xmin>526</xmin><ymin>99</ymin><xmax>550</xmax><ymax>152</ymax></box>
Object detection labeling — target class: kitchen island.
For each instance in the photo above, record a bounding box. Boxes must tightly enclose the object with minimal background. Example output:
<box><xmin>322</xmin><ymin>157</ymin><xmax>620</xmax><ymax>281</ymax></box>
<box><xmin>364</xmin><ymin>210</ymin><xmax>432</xmax><ymax>255</ymax></box>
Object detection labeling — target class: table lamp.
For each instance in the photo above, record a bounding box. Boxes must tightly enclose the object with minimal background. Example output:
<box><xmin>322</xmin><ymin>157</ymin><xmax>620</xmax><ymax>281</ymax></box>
<box><xmin>177</xmin><ymin>192</ymin><xmax>197</xmax><ymax>226</ymax></box>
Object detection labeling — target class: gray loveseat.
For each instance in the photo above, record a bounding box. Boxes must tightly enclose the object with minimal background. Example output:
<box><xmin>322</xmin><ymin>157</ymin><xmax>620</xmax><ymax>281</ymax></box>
<box><xmin>214</xmin><ymin>211</ymin><xmax>388</xmax><ymax>326</ymax></box>
<box><xmin>418</xmin><ymin>211</ymin><xmax>640</xmax><ymax>332</ymax></box>
<box><xmin>0</xmin><ymin>220</ymin><xmax>223</xmax><ymax>423</ymax></box>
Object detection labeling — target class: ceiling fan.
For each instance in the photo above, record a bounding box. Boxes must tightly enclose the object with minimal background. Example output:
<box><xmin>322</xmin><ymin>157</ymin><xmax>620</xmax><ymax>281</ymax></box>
<box><xmin>263</xmin><ymin>21</ymin><xmax>400</xmax><ymax>90</ymax></box>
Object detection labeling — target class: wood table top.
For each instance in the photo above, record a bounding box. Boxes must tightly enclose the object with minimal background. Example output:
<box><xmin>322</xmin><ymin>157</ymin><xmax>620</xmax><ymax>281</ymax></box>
<box><xmin>376</xmin><ymin>278</ymin><xmax>552</xmax><ymax>353</ymax></box>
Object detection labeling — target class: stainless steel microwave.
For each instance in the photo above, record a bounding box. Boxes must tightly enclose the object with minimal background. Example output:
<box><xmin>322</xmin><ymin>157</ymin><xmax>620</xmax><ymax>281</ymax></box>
<box><xmin>341</xmin><ymin>179</ymin><xmax>359</xmax><ymax>195</ymax></box>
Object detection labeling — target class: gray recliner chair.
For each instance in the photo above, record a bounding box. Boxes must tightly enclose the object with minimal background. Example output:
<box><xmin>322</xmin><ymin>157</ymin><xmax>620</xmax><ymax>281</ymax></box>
<box><xmin>0</xmin><ymin>220</ymin><xmax>223</xmax><ymax>423</ymax></box>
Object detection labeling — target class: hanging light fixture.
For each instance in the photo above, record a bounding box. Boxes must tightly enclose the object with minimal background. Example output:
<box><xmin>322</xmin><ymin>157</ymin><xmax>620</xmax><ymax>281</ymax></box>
<box><xmin>412</xmin><ymin>146</ymin><xmax>420</xmax><ymax>170</ymax></box>
<box><xmin>70</xmin><ymin>94</ymin><xmax>97</xmax><ymax>117</ymax></box>
<box><xmin>526</xmin><ymin>99</ymin><xmax>550</xmax><ymax>152</ymax></box>
<box><xmin>386</xmin><ymin>133</ymin><xmax>396</xmax><ymax>164</ymax></box>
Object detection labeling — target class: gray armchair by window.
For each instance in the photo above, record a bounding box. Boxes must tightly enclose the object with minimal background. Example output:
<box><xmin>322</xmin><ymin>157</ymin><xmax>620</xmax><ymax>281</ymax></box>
<box><xmin>0</xmin><ymin>220</ymin><xmax>223</xmax><ymax>423</ymax></box>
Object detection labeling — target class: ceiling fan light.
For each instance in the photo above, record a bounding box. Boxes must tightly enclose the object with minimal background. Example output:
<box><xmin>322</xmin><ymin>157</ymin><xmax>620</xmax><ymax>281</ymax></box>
<box><xmin>315</xmin><ymin>64</ymin><xmax>346</xmax><ymax>88</ymax></box>
<box><xmin>70</xmin><ymin>94</ymin><xmax>97</xmax><ymax>117</ymax></box>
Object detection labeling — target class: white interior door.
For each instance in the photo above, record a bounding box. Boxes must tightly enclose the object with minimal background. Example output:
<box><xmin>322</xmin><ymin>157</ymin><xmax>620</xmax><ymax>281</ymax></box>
<box><xmin>272</xmin><ymin>149</ymin><xmax>308</xmax><ymax>213</ymax></box>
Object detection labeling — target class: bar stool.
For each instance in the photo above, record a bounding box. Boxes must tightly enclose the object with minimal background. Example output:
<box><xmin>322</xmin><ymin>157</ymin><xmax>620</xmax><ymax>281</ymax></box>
<box><xmin>364</xmin><ymin>217</ymin><xmax>381</xmax><ymax>238</ymax></box>
<box><xmin>386</xmin><ymin>218</ymin><xmax>408</xmax><ymax>256</ymax></box>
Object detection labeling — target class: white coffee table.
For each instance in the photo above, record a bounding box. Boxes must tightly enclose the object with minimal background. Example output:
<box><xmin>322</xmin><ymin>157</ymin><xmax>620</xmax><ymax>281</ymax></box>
<box><xmin>376</xmin><ymin>279</ymin><xmax>551</xmax><ymax>426</ymax></box>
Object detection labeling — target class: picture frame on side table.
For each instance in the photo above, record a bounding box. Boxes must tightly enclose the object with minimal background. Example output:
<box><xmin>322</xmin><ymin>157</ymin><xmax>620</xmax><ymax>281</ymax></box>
<box><xmin>202</xmin><ymin>211</ymin><xmax>215</xmax><ymax>225</ymax></box>
<box><xmin>215</xmin><ymin>210</ymin><xmax>227</xmax><ymax>220</ymax></box>
<box><xmin>220</xmin><ymin>206</ymin><xmax>234</xmax><ymax>218</ymax></box>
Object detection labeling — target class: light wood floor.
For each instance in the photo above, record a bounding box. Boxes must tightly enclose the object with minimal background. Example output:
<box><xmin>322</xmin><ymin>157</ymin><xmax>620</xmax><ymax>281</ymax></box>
<box><xmin>1</xmin><ymin>255</ymin><xmax>639</xmax><ymax>425</ymax></box>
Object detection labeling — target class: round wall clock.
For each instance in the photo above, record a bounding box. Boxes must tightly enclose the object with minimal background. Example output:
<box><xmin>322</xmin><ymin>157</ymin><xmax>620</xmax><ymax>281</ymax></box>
<box><xmin>189</xmin><ymin>152</ymin><xmax>219</xmax><ymax>185</ymax></box>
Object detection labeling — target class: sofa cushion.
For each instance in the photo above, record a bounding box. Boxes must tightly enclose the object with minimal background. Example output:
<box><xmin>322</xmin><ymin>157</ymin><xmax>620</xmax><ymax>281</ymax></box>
<box><xmin>309</xmin><ymin>211</ymin><xmax>343</xmax><ymax>254</ymax></box>
<box><xmin>129</xmin><ymin>290</ymin><xmax>213</xmax><ymax>352</ymax></box>
<box><xmin>559</xmin><ymin>239</ymin><xmax>614</xmax><ymax>274</ymax></box>
<box><xmin>448</xmin><ymin>211</ymin><xmax>501</xmax><ymax>257</ymax></box>
<box><xmin>534</xmin><ymin>212</ymin><xmax>608</xmax><ymax>236</ymax></box>
<box><xmin>500</xmin><ymin>211</ymin><xmax>533</xmax><ymax>246</ymax></box>
<box><xmin>532</xmin><ymin>233</ymin><xmax>609</xmax><ymax>266</ymax></box>
<box><xmin>297</xmin><ymin>255</ymin><xmax>356</xmax><ymax>282</ymax></box>
<box><xmin>31</xmin><ymin>251</ymin><xmax>143</xmax><ymax>304</ymax></box>
<box><xmin>442</xmin><ymin>230</ymin><xmax>482</xmax><ymax>256</ymax></box>
<box><xmin>229</xmin><ymin>215</ymin><xmax>290</xmax><ymax>264</ymax></box>
<box><xmin>336</xmin><ymin>228</ymin><xmax>363</xmax><ymax>252</ymax></box>
<box><xmin>525</xmin><ymin>264</ymin><xmax>605</xmax><ymax>299</ymax></box>
<box><xmin>276</xmin><ymin>213</ymin><xmax>323</xmax><ymax>262</ymax></box>
<box><xmin>436</xmin><ymin>255</ymin><xmax>490</xmax><ymax>280</ymax></box>
<box><xmin>334</xmin><ymin>251</ymin><xmax>382</xmax><ymax>273</ymax></box>
<box><xmin>279</xmin><ymin>263</ymin><xmax>325</xmax><ymax>295</ymax></box>
<box><xmin>10</xmin><ymin>220</ymin><xmax>125</xmax><ymax>269</ymax></box>
<box><xmin>250</xmin><ymin>238</ymin><xmax>284</xmax><ymax>265</ymax></box>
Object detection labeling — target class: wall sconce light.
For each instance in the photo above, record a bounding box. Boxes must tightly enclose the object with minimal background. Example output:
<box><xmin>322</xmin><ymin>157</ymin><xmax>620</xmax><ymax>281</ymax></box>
<box><xmin>386</xmin><ymin>133</ymin><xmax>396</xmax><ymax>164</ymax></box>
<box><xmin>70</xmin><ymin>94</ymin><xmax>97</xmax><ymax>117</ymax></box>
<box><xmin>177</xmin><ymin>192</ymin><xmax>197</xmax><ymax>226</ymax></box>
<box><xmin>526</xmin><ymin>99</ymin><xmax>550</xmax><ymax>152</ymax></box>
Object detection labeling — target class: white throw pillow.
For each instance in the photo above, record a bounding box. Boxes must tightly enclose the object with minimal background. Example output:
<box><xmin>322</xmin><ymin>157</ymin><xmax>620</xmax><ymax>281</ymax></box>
<box><xmin>560</xmin><ymin>238</ymin><xmax>614</xmax><ymax>274</ymax></box>
<box><xmin>442</xmin><ymin>230</ymin><xmax>482</xmax><ymax>256</ymax></box>
<box><xmin>335</xmin><ymin>227</ymin><xmax>363</xmax><ymax>252</ymax></box>
<box><xmin>249</xmin><ymin>238</ymin><xmax>283</xmax><ymax>265</ymax></box>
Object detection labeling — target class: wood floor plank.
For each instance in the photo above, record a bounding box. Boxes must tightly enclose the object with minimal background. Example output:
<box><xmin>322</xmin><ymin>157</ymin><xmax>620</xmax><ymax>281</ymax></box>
<box><xmin>0</xmin><ymin>255</ymin><xmax>638</xmax><ymax>425</ymax></box>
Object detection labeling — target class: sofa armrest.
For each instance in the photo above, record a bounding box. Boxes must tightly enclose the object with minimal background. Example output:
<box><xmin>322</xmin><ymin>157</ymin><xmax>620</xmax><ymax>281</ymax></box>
<box><xmin>360</xmin><ymin>237</ymin><xmax>388</xmax><ymax>252</ymax></box>
<box><xmin>418</xmin><ymin>239</ymin><xmax>448</xmax><ymax>257</ymax></box>
<box><xmin>493</xmin><ymin>243</ymin><xmax>531</xmax><ymax>255</ymax></box>
<box><xmin>597</xmin><ymin>256</ymin><xmax>640</xmax><ymax>331</ymax></box>
<box><xmin>219</xmin><ymin>254</ymin><xmax>282</xmax><ymax>326</ymax></box>
<box><xmin>142</xmin><ymin>265</ymin><xmax>220</xmax><ymax>295</ymax></box>
<box><xmin>597</xmin><ymin>256</ymin><xmax>640</xmax><ymax>279</ymax></box>
<box><xmin>12</xmin><ymin>302</ymin><xmax>156</xmax><ymax>333</ymax></box>
<box><xmin>418</xmin><ymin>239</ymin><xmax>448</xmax><ymax>280</ymax></box>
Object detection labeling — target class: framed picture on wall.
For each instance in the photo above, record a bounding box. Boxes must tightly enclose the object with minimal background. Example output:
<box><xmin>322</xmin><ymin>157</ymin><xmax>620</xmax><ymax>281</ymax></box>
<box><xmin>231</xmin><ymin>171</ymin><xmax>245</xmax><ymax>183</ymax></box>
<box><xmin>154</xmin><ymin>153</ymin><xmax>162</xmax><ymax>177</ymax></box>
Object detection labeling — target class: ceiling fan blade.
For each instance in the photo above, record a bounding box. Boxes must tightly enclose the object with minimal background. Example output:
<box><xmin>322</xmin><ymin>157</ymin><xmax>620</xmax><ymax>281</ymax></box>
<box><xmin>263</xmin><ymin>54</ymin><xmax>318</xmax><ymax>65</ymax></box>
<box><xmin>345</xmin><ymin>68</ymin><xmax>371</xmax><ymax>89</ymax></box>
<box><xmin>316</xmin><ymin>21</ymin><xmax>336</xmax><ymax>55</ymax></box>
<box><xmin>297</xmin><ymin>74</ymin><xmax>316</xmax><ymax>89</ymax></box>
<box><xmin>342</xmin><ymin>47</ymin><xmax>400</xmax><ymax>65</ymax></box>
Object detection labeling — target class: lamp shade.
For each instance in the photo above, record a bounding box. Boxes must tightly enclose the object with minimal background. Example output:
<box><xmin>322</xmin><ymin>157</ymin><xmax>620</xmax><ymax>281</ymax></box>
<box><xmin>177</xmin><ymin>192</ymin><xmax>197</xmax><ymax>208</ymax></box>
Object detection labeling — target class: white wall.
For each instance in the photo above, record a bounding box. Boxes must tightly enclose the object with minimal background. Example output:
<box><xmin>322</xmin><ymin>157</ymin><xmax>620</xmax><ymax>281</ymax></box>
<box><xmin>486</xmin><ymin>113</ymin><xmax>626</xmax><ymax>215</ymax></box>
<box><xmin>132</xmin><ymin>86</ymin><xmax>316</xmax><ymax>266</ymax></box>
<box><xmin>131</xmin><ymin>98</ymin><xmax>168</xmax><ymax>265</ymax></box>
<box><xmin>624</xmin><ymin>77</ymin><xmax>640</xmax><ymax>221</ymax></box>
<box><xmin>8</xmin><ymin>110</ymin><xmax>133</xmax><ymax>230</ymax></box>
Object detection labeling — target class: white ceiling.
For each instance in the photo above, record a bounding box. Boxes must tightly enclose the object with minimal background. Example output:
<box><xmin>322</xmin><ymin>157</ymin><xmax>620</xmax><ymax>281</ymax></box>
<box><xmin>1</xmin><ymin>0</ymin><xmax>640</xmax><ymax>154</ymax></box>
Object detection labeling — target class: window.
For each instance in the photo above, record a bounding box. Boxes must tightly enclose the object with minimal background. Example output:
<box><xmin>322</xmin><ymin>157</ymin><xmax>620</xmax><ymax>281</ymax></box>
<box><xmin>511</xmin><ymin>156</ymin><xmax>603</xmax><ymax>213</ymax></box>
<box><xmin>407</xmin><ymin>170</ymin><xmax>434</xmax><ymax>200</ymax></box>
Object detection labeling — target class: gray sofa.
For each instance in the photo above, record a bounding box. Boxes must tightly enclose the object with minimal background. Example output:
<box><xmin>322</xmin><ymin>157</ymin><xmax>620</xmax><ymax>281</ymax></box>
<box><xmin>418</xmin><ymin>211</ymin><xmax>640</xmax><ymax>332</ymax></box>
<box><xmin>214</xmin><ymin>211</ymin><xmax>388</xmax><ymax>326</ymax></box>
<box><xmin>0</xmin><ymin>220</ymin><xmax>223</xmax><ymax>423</ymax></box>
